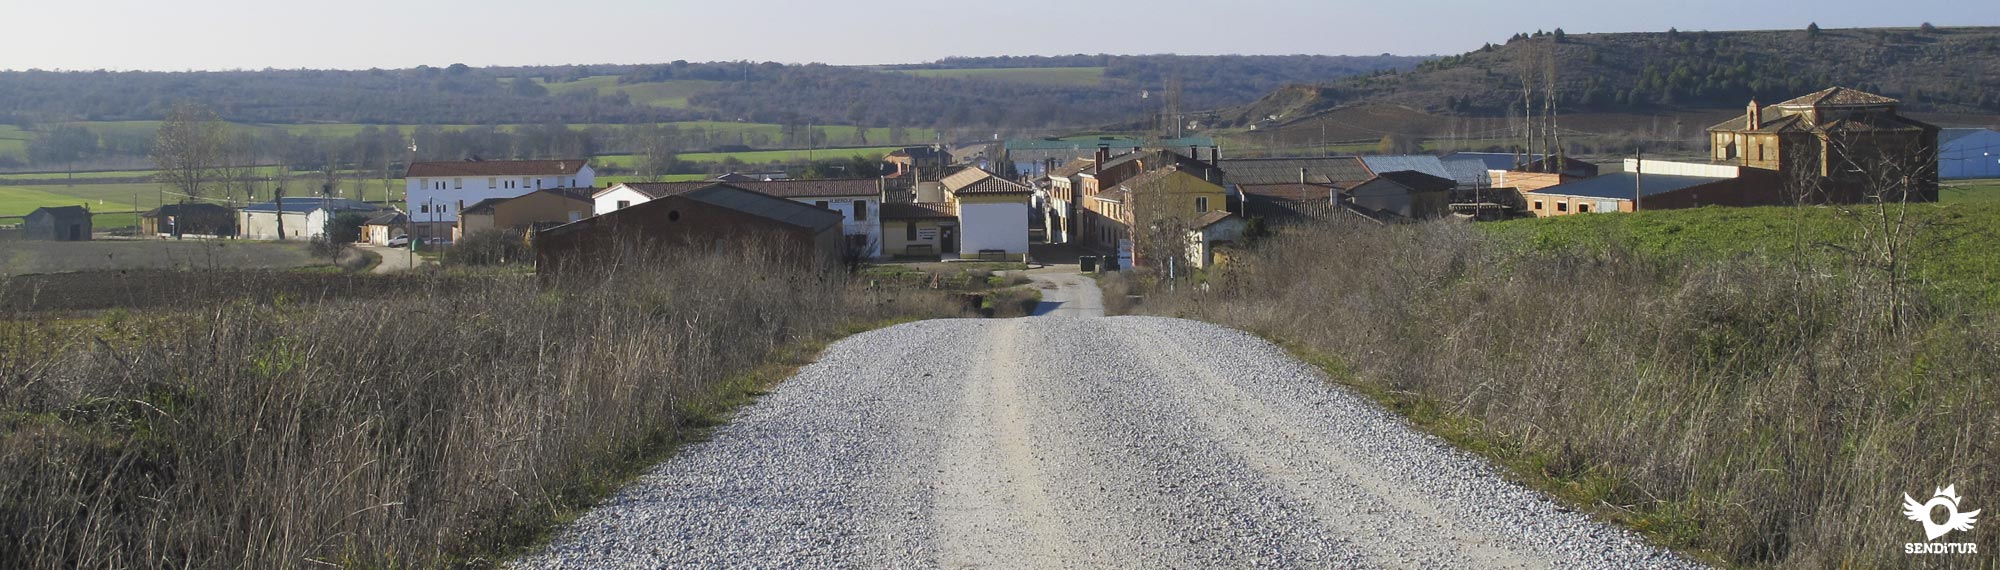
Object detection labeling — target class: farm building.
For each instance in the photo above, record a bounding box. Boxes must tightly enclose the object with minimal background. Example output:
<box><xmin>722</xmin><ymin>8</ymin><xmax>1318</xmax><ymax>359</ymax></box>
<box><xmin>404</xmin><ymin>158</ymin><xmax>594</xmax><ymax>241</ymax></box>
<box><xmin>455</xmin><ymin>187</ymin><xmax>593</xmax><ymax>241</ymax></box>
<box><xmin>1219</xmin><ymin>157</ymin><xmax>1373</xmax><ymax>222</ymax></box>
<box><xmin>1941</xmin><ymin>128</ymin><xmax>2000</xmax><ymax>180</ymax></box>
<box><xmin>595</xmin><ymin>178</ymin><xmax>885</xmax><ymax>258</ymax></box>
<box><xmin>880</xmin><ymin>202</ymin><xmax>958</xmax><ymax>258</ymax></box>
<box><xmin>942</xmin><ymin>168</ymin><xmax>1034</xmax><ymax>261</ymax></box>
<box><xmin>140</xmin><ymin>203</ymin><xmax>236</xmax><ymax>238</ymax></box>
<box><xmin>1708</xmin><ymin>87</ymin><xmax>1940</xmax><ymax>203</ymax></box>
<box><xmin>238</xmin><ymin>197</ymin><xmax>380</xmax><ymax>241</ymax></box>
<box><xmin>1360</xmin><ymin>155</ymin><xmax>1463</xmax><ymax>189</ymax></box>
<box><xmin>536</xmin><ymin>183</ymin><xmax>846</xmax><ymax>274</ymax></box>
<box><xmin>1186</xmin><ymin>210</ymin><xmax>1247</xmax><ymax>269</ymax></box>
<box><xmin>22</xmin><ymin>206</ymin><xmax>92</xmax><ymax>241</ymax></box>
<box><xmin>1524</xmin><ymin>160</ymin><xmax>1785</xmax><ymax>217</ymax></box>
<box><xmin>362</xmin><ymin>211</ymin><xmax>408</xmax><ymax>246</ymax></box>
<box><xmin>1344</xmin><ymin>171</ymin><xmax>1456</xmax><ymax>221</ymax></box>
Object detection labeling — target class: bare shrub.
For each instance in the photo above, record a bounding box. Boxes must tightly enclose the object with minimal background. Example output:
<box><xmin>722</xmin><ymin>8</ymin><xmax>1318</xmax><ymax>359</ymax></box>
<box><xmin>1137</xmin><ymin>218</ymin><xmax>1999</xmax><ymax>567</ymax></box>
<box><xmin>0</xmin><ymin>248</ymin><xmax>958</xmax><ymax>568</ymax></box>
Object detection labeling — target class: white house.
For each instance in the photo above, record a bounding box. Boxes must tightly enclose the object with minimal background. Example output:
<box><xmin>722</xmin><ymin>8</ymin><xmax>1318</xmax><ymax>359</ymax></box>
<box><xmin>237</xmin><ymin>197</ymin><xmax>380</xmax><ymax>241</ymax></box>
<box><xmin>404</xmin><ymin>158</ymin><xmax>594</xmax><ymax>241</ymax></box>
<box><xmin>942</xmin><ymin>167</ymin><xmax>1032</xmax><ymax>260</ymax></box>
<box><xmin>1941</xmin><ymin>128</ymin><xmax>2000</xmax><ymax>180</ymax></box>
<box><xmin>1185</xmin><ymin>210</ymin><xmax>1246</xmax><ymax>269</ymax></box>
<box><xmin>592</xmin><ymin>179</ymin><xmax>885</xmax><ymax>258</ymax></box>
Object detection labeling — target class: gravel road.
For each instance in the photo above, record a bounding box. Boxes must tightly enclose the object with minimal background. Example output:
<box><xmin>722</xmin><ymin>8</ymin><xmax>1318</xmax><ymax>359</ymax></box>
<box><xmin>1027</xmin><ymin>270</ymin><xmax>1104</xmax><ymax>318</ymax></box>
<box><xmin>517</xmin><ymin>316</ymin><xmax>1700</xmax><ymax>569</ymax></box>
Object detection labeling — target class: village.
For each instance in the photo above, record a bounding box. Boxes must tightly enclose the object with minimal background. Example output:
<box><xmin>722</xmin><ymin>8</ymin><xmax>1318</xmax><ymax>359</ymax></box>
<box><xmin>13</xmin><ymin>86</ymin><xmax>1977</xmax><ymax>280</ymax></box>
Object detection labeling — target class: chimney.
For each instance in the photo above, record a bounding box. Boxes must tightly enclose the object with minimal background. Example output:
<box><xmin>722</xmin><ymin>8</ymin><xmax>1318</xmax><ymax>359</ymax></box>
<box><xmin>1746</xmin><ymin>99</ymin><xmax>1761</xmax><ymax>130</ymax></box>
<box><xmin>1095</xmin><ymin>145</ymin><xmax>1108</xmax><ymax>175</ymax></box>
<box><xmin>1189</xmin><ymin>145</ymin><xmax>1199</xmax><ymax>159</ymax></box>
<box><xmin>1300</xmin><ymin>168</ymin><xmax>1308</xmax><ymax>185</ymax></box>
<box><xmin>1210</xmin><ymin>146</ymin><xmax>1219</xmax><ymax>165</ymax></box>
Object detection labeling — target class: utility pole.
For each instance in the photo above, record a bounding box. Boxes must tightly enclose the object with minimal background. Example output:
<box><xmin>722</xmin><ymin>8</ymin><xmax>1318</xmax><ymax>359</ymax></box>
<box><xmin>1634</xmin><ymin>148</ymin><xmax>1644</xmax><ymax>212</ymax></box>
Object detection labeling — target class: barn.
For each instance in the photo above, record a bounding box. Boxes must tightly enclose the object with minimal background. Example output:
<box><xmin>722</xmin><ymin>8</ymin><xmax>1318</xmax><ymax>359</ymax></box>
<box><xmin>535</xmin><ymin>183</ymin><xmax>846</xmax><ymax>274</ymax></box>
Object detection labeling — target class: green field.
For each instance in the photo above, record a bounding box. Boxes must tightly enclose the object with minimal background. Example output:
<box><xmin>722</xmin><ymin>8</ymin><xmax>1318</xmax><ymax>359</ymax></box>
<box><xmin>1941</xmin><ymin>179</ymin><xmax>2000</xmax><ymax>204</ymax></box>
<box><xmin>0</xmin><ymin>125</ymin><xmax>29</xmax><ymax>162</ymax></box>
<box><xmin>594</xmin><ymin>174</ymin><xmax>711</xmax><ymax>185</ymax></box>
<box><xmin>1487</xmin><ymin>202</ymin><xmax>2000</xmax><ymax>305</ymax></box>
<box><xmin>535</xmin><ymin>77</ymin><xmax>725</xmax><ymax>109</ymax></box>
<box><xmin>894</xmin><ymin>67</ymin><xmax>1106</xmax><ymax>87</ymax></box>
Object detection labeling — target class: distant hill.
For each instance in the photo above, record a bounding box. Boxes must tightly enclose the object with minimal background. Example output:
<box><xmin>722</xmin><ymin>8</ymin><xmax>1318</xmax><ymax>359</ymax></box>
<box><xmin>1216</xmin><ymin>26</ymin><xmax>2000</xmax><ymax>130</ymax></box>
<box><xmin>0</xmin><ymin>55</ymin><xmax>1424</xmax><ymax>130</ymax></box>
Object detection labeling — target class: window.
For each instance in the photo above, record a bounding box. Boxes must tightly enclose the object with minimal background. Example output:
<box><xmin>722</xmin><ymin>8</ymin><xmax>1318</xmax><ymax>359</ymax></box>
<box><xmin>1757</xmin><ymin>144</ymin><xmax>1766</xmax><ymax>162</ymax></box>
<box><xmin>616</xmin><ymin>200</ymin><xmax>631</xmax><ymax>210</ymax></box>
<box><xmin>1556</xmin><ymin>202</ymin><xmax>1568</xmax><ymax>212</ymax></box>
<box><xmin>454</xmin><ymin>178</ymin><xmax>463</xmax><ymax>189</ymax></box>
<box><xmin>1578</xmin><ymin>204</ymin><xmax>1592</xmax><ymax>213</ymax></box>
<box><xmin>854</xmin><ymin>201</ymin><xmax>868</xmax><ymax>221</ymax></box>
<box><xmin>1532</xmin><ymin>200</ymin><xmax>1543</xmax><ymax>210</ymax></box>
<box><xmin>1195</xmin><ymin>196</ymin><xmax>1210</xmax><ymax>213</ymax></box>
<box><xmin>906</xmin><ymin>221</ymin><xmax>918</xmax><ymax>240</ymax></box>
<box><xmin>420</xmin><ymin>203</ymin><xmax>430</xmax><ymax>214</ymax></box>
<box><xmin>815</xmin><ymin>200</ymin><xmax>829</xmax><ymax>209</ymax></box>
<box><xmin>487</xmin><ymin>177</ymin><xmax>496</xmax><ymax>188</ymax></box>
<box><xmin>520</xmin><ymin>178</ymin><xmax>530</xmax><ymax>188</ymax></box>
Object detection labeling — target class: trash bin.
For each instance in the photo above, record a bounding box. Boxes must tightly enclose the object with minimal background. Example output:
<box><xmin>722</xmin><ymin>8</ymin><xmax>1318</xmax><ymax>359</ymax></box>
<box><xmin>1079</xmin><ymin>256</ymin><xmax>1097</xmax><ymax>273</ymax></box>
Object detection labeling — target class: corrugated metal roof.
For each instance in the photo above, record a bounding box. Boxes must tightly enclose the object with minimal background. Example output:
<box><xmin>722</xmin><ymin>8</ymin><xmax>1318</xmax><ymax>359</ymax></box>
<box><xmin>1942</xmin><ymin>128</ymin><xmax>1998</xmax><ymax>145</ymax></box>
<box><xmin>1439</xmin><ymin>157</ymin><xmax>1492</xmax><ymax>187</ymax></box>
<box><xmin>1360</xmin><ymin>155</ymin><xmax>1457</xmax><ymax>185</ymax></box>
<box><xmin>241</xmin><ymin>197</ymin><xmax>379</xmax><ymax>214</ymax></box>
<box><xmin>1531</xmin><ymin>172</ymin><xmax>1729</xmax><ymax>200</ymax></box>
<box><xmin>684</xmin><ymin>184</ymin><xmax>845</xmax><ymax>232</ymax></box>
<box><xmin>1442</xmin><ymin>152</ymin><xmax>1541</xmax><ymax>172</ymax></box>
<box><xmin>1217</xmin><ymin>157</ymin><xmax>1371</xmax><ymax>185</ymax></box>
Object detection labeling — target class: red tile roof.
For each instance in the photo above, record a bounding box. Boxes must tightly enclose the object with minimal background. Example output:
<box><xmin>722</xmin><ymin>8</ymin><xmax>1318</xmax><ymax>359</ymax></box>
<box><xmin>405</xmin><ymin>159</ymin><xmax>589</xmax><ymax>178</ymax></box>
<box><xmin>612</xmin><ymin>178</ymin><xmax>879</xmax><ymax>199</ymax></box>
<box><xmin>881</xmin><ymin>202</ymin><xmax>957</xmax><ymax>220</ymax></box>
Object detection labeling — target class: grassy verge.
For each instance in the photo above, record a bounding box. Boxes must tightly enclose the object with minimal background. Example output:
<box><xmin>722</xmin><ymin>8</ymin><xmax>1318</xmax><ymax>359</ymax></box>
<box><xmin>1132</xmin><ymin>212</ymin><xmax>1999</xmax><ymax>568</ymax></box>
<box><xmin>0</xmin><ymin>251</ymin><xmax>960</xmax><ymax>569</ymax></box>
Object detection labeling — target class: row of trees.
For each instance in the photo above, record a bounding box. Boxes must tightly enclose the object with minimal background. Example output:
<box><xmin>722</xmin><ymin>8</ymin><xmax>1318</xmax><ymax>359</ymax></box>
<box><xmin>1</xmin><ymin>55</ymin><xmax>1422</xmax><ymax>136</ymax></box>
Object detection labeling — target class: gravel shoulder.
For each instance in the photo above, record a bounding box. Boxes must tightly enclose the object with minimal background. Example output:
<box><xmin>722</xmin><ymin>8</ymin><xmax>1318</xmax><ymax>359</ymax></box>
<box><xmin>516</xmin><ymin>317</ymin><xmax>1700</xmax><ymax>569</ymax></box>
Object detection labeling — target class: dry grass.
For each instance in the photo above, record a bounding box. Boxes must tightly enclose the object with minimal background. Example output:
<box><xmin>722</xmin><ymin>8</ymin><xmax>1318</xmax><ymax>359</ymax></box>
<box><xmin>1137</xmin><ymin>219</ymin><xmax>1999</xmax><ymax>567</ymax></box>
<box><xmin>0</xmin><ymin>247</ymin><xmax>959</xmax><ymax>568</ymax></box>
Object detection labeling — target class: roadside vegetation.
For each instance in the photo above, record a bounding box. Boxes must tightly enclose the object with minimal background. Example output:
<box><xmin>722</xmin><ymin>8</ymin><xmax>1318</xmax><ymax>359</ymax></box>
<box><xmin>1130</xmin><ymin>204</ymin><xmax>2000</xmax><ymax>567</ymax></box>
<box><xmin>0</xmin><ymin>248</ymin><xmax>960</xmax><ymax>568</ymax></box>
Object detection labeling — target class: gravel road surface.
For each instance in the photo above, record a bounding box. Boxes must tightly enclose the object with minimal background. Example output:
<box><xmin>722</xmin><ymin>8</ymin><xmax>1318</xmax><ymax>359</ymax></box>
<box><xmin>517</xmin><ymin>316</ymin><xmax>1699</xmax><ymax>569</ymax></box>
<box><xmin>1027</xmin><ymin>270</ymin><xmax>1104</xmax><ymax>318</ymax></box>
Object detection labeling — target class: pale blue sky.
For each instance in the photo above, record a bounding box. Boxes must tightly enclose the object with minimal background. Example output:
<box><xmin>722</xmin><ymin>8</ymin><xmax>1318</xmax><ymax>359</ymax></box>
<box><xmin>2</xmin><ymin>0</ymin><xmax>1996</xmax><ymax>71</ymax></box>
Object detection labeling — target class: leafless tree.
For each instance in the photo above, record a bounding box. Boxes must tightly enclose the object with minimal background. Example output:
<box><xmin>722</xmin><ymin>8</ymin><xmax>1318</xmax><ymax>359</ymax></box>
<box><xmin>151</xmin><ymin>102</ymin><xmax>229</xmax><ymax>203</ymax></box>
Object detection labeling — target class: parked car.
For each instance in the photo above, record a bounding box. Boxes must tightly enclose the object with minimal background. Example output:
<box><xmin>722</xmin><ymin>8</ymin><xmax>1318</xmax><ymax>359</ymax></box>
<box><xmin>386</xmin><ymin>234</ymin><xmax>411</xmax><ymax>247</ymax></box>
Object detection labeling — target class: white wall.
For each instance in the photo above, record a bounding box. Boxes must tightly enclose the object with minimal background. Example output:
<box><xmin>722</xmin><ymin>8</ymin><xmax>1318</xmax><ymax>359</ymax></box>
<box><xmin>957</xmin><ymin>201</ymin><xmax>1028</xmax><ymax>255</ymax></box>
<box><xmin>594</xmin><ymin>186</ymin><xmax>656</xmax><ymax>215</ymax></box>
<box><xmin>238</xmin><ymin>211</ymin><xmax>319</xmax><ymax>240</ymax></box>
<box><xmin>1624</xmin><ymin>159</ymin><xmax>1739</xmax><ymax>178</ymax></box>
<box><xmin>406</xmin><ymin>166</ymin><xmax>595</xmax><ymax>223</ymax></box>
<box><xmin>820</xmin><ymin>196</ymin><xmax>883</xmax><ymax>259</ymax></box>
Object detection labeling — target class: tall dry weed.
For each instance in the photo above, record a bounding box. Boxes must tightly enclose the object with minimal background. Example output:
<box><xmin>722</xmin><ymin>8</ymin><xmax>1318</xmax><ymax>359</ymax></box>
<box><xmin>1143</xmin><ymin>219</ymin><xmax>1998</xmax><ymax>567</ymax></box>
<box><xmin>0</xmin><ymin>246</ymin><xmax>957</xmax><ymax>568</ymax></box>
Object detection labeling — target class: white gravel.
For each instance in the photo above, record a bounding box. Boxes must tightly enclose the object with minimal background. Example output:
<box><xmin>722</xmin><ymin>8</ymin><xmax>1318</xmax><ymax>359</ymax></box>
<box><xmin>514</xmin><ymin>316</ymin><xmax>1702</xmax><ymax>569</ymax></box>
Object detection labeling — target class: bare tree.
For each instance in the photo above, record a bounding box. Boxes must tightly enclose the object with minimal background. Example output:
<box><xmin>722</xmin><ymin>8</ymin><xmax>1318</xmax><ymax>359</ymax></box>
<box><xmin>151</xmin><ymin>102</ymin><xmax>229</xmax><ymax>205</ymax></box>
